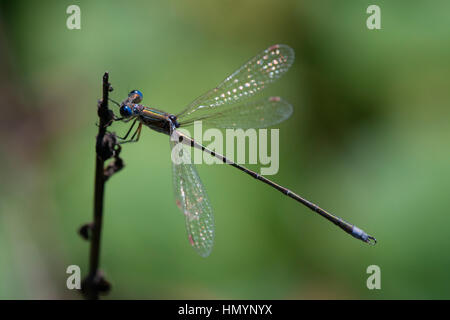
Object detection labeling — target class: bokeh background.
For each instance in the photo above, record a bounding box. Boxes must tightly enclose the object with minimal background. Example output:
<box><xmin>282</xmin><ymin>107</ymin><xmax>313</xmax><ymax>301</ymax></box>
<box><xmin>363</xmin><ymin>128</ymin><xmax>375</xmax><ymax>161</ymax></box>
<box><xmin>0</xmin><ymin>0</ymin><xmax>449</xmax><ymax>299</ymax></box>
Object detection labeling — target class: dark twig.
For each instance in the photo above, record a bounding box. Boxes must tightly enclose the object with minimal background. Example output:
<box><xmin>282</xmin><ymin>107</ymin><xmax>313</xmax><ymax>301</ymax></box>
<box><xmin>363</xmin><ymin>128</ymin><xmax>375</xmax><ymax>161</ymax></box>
<box><xmin>80</xmin><ymin>72</ymin><xmax>122</xmax><ymax>299</ymax></box>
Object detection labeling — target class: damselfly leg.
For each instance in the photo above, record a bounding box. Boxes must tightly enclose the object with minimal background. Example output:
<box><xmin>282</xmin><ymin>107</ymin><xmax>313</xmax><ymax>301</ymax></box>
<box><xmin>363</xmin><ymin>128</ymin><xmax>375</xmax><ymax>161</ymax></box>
<box><xmin>116</xmin><ymin>119</ymin><xmax>137</xmax><ymax>140</ymax></box>
<box><xmin>118</xmin><ymin>122</ymin><xmax>142</xmax><ymax>144</ymax></box>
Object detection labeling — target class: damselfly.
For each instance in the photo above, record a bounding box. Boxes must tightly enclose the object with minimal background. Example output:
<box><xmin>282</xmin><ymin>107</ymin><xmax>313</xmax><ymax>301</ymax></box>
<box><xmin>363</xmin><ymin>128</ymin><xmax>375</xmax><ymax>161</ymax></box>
<box><xmin>110</xmin><ymin>44</ymin><xmax>376</xmax><ymax>257</ymax></box>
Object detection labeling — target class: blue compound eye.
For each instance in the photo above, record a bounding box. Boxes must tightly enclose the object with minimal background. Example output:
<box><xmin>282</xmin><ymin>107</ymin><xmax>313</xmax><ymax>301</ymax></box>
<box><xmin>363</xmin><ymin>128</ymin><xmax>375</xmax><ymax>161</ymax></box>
<box><xmin>129</xmin><ymin>89</ymin><xmax>143</xmax><ymax>103</ymax></box>
<box><xmin>120</xmin><ymin>105</ymin><xmax>133</xmax><ymax>117</ymax></box>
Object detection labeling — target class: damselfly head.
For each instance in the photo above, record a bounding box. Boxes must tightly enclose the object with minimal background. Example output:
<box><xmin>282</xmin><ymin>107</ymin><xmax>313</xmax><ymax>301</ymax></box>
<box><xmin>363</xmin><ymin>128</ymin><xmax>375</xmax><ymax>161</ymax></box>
<box><xmin>118</xmin><ymin>90</ymin><xmax>143</xmax><ymax>118</ymax></box>
<box><xmin>119</xmin><ymin>104</ymin><xmax>133</xmax><ymax>118</ymax></box>
<box><xmin>119</xmin><ymin>102</ymin><xmax>143</xmax><ymax>118</ymax></box>
<box><xmin>128</xmin><ymin>89</ymin><xmax>143</xmax><ymax>103</ymax></box>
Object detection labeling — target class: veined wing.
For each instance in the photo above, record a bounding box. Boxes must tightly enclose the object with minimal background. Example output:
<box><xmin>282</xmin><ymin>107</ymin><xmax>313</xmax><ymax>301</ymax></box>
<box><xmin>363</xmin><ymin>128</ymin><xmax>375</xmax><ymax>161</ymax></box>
<box><xmin>176</xmin><ymin>44</ymin><xmax>295</xmax><ymax>123</ymax></box>
<box><xmin>179</xmin><ymin>96</ymin><xmax>293</xmax><ymax>129</ymax></box>
<box><xmin>170</xmin><ymin>128</ymin><xmax>214</xmax><ymax>257</ymax></box>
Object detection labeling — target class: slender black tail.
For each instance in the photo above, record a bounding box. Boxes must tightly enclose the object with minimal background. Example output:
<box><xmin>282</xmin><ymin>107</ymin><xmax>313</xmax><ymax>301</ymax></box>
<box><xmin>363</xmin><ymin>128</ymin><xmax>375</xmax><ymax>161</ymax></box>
<box><xmin>177</xmin><ymin>131</ymin><xmax>377</xmax><ymax>245</ymax></box>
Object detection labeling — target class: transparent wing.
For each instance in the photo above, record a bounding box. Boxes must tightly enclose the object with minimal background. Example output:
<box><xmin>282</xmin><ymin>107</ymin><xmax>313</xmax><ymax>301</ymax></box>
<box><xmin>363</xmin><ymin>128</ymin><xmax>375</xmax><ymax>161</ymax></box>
<box><xmin>177</xmin><ymin>44</ymin><xmax>295</xmax><ymax>123</ymax></box>
<box><xmin>170</xmin><ymin>129</ymin><xmax>214</xmax><ymax>257</ymax></box>
<box><xmin>179</xmin><ymin>96</ymin><xmax>293</xmax><ymax>129</ymax></box>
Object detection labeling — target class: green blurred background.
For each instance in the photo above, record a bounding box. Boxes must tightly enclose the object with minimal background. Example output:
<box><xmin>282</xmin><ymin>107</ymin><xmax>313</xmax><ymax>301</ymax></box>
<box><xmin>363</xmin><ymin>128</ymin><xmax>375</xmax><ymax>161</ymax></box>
<box><xmin>0</xmin><ymin>0</ymin><xmax>449</xmax><ymax>299</ymax></box>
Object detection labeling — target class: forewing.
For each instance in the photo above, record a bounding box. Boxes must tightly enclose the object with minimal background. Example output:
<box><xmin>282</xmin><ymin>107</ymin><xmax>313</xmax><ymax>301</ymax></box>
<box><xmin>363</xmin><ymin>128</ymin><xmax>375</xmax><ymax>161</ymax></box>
<box><xmin>177</xmin><ymin>44</ymin><xmax>295</xmax><ymax>122</ymax></box>
<box><xmin>170</xmin><ymin>129</ymin><xmax>214</xmax><ymax>257</ymax></box>
<box><xmin>180</xmin><ymin>96</ymin><xmax>293</xmax><ymax>129</ymax></box>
